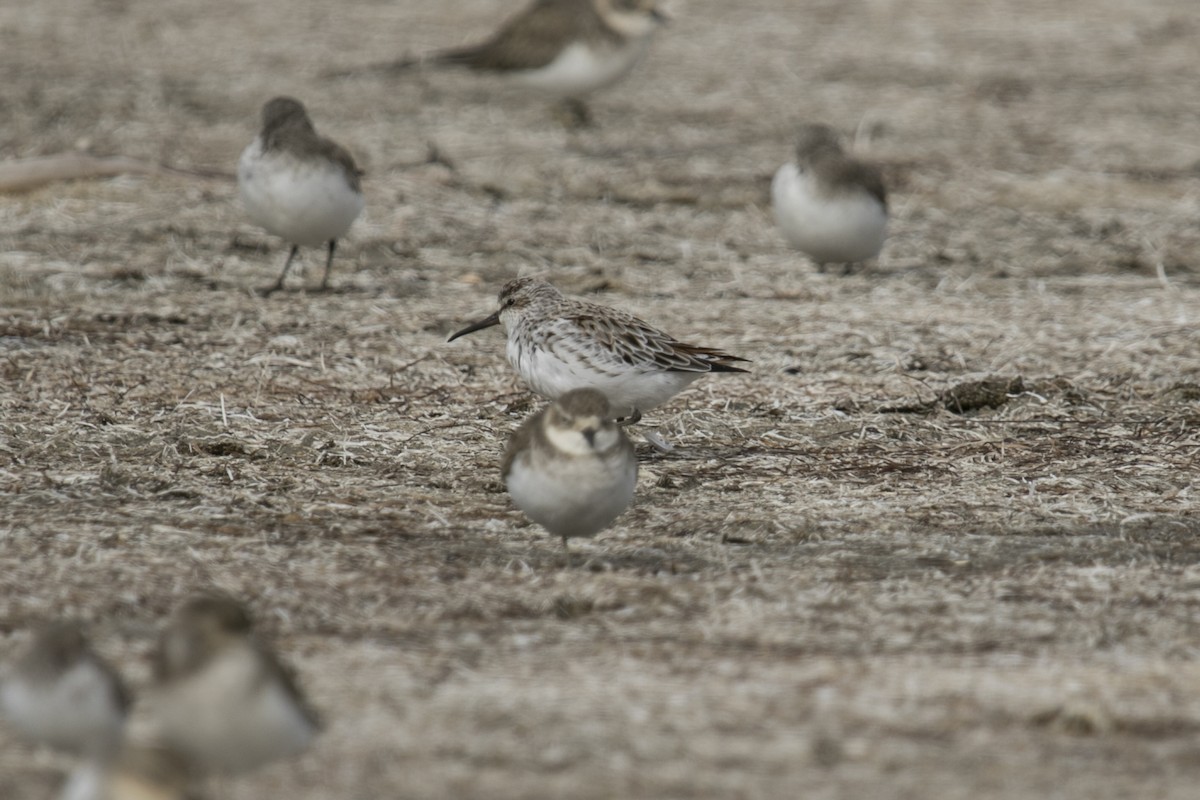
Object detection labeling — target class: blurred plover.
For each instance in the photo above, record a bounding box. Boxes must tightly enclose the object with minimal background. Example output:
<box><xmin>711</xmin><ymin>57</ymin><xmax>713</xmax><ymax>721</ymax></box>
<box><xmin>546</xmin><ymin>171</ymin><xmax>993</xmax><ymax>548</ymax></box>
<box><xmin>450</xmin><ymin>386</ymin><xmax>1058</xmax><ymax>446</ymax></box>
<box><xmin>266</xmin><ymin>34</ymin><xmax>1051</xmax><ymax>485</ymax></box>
<box><xmin>0</xmin><ymin>622</ymin><xmax>129</xmax><ymax>759</ymax></box>
<box><xmin>771</xmin><ymin>123</ymin><xmax>888</xmax><ymax>273</ymax></box>
<box><xmin>503</xmin><ymin>388</ymin><xmax>637</xmax><ymax>549</ymax></box>
<box><xmin>143</xmin><ymin>592</ymin><xmax>320</xmax><ymax>775</ymax></box>
<box><xmin>238</xmin><ymin>96</ymin><xmax>364</xmax><ymax>294</ymax></box>
<box><xmin>376</xmin><ymin>0</ymin><xmax>666</xmax><ymax>123</ymax></box>
<box><xmin>448</xmin><ymin>276</ymin><xmax>749</xmax><ymax>424</ymax></box>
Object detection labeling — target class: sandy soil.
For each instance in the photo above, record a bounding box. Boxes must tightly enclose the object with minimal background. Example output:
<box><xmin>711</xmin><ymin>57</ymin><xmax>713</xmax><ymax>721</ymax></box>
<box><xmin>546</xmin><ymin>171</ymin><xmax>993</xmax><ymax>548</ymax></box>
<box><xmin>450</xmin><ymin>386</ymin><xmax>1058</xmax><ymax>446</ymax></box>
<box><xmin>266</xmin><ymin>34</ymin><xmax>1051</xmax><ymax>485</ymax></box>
<box><xmin>2</xmin><ymin>0</ymin><xmax>1199</xmax><ymax>797</ymax></box>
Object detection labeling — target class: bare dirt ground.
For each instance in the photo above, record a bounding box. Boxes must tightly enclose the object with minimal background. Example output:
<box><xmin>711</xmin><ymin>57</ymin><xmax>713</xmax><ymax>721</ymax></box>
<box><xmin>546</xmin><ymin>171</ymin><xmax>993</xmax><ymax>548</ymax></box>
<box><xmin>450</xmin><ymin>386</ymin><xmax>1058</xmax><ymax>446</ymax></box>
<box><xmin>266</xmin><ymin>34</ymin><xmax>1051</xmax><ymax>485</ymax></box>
<box><xmin>2</xmin><ymin>0</ymin><xmax>1199</xmax><ymax>797</ymax></box>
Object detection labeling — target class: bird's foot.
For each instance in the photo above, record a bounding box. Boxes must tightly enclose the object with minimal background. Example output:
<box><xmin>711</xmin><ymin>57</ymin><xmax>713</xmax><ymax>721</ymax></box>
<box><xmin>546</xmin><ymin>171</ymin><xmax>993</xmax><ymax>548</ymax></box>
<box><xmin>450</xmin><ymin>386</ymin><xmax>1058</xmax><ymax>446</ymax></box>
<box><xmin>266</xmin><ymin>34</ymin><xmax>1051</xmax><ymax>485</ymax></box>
<box><xmin>552</xmin><ymin>98</ymin><xmax>593</xmax><ymax>129</ymax></box>
<box><xmin>641</xmin><ymin>430</ymin><xmax>674</xmax><ymax>453</ymax></box>
<box><xmin>617</xmin><ymin>409</ymin><xmax>643</xmax><ymax>426</ymax></box>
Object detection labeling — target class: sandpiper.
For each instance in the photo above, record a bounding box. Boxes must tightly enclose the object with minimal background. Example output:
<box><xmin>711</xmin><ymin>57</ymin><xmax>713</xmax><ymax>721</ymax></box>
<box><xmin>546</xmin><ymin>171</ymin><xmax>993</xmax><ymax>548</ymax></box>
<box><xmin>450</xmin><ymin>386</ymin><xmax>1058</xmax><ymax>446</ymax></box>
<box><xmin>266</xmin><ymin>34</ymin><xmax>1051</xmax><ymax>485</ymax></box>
<box><xmin>0</xmin><ymin>622</ymin><xmax>129</xmax><ymax>759</ymax></box>
<box><xmin>142</xmin><ymin>592</ymin><xmax>320</xmax><ymax>775</ymax></box>
<box><xmin>503</xmin><ymin>388</ymin><xmax>637</xmax><ymax>549</ymax></box>
<box><xmin>771</xmin><ymin>123</ymin><xmax>888</xmax><ymax>273</ymax></box>
<box><xmin>367</xmin><ymin>0</ymin><xmax>666</xmax><ymax>124</ymax></box>
<box><xmin>238</xmin><ymin>96</ymin><xmax>364</xmax><ymax>294</ymax></box>
<box><xmin>448</xmin><ymin>277</ymin><xmax>749</xmax><ymax>424</ymax></box>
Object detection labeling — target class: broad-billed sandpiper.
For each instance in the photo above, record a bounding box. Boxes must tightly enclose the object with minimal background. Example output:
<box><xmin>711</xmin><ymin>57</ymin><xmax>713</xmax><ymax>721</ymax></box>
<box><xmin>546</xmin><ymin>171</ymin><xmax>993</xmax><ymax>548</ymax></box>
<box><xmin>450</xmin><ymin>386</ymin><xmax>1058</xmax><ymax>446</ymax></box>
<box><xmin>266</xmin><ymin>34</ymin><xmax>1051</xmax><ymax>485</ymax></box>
<box><xmin>448</xmin><ymin>277</ymin><xmax>749</xmax><ymax>424</ymax></box>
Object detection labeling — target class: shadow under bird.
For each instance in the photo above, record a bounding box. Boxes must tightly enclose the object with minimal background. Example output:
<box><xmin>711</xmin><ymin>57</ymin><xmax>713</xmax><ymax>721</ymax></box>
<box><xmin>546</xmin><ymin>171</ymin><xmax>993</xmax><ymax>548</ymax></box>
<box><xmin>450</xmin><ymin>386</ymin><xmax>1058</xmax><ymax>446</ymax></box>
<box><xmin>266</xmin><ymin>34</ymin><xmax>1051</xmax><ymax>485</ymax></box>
<box><xmin>448</xmin><ymin>276</ymin><xmax>749</xmax><ymax>424</ymax></box>
<box><xmin>238</xmin><ymin>96</ymin><xmax>364</xmax><ymax>295</ymax></box>
<box><xmin>362</xmin><ymin>0</ymin><xmax>667</xmax><ymax>123</ymax></box>
<box><xmin>139</xmin><ymin>592</ymin><xmax>320</xmax><ymax>775</ymax></box>
<box><xmin>771</xmin><ymin>123</ymin><xmax>888</xmax><ymax>273</ymax></box>
<box><xmin>0</xmin><ymin>621</ymin><xmax>129</xmax><ymax>760</ymax></box>
<box><xmin>503</xmin><ymin>388</ymin><xmax>637</xmax><ymax>549</ymax></box>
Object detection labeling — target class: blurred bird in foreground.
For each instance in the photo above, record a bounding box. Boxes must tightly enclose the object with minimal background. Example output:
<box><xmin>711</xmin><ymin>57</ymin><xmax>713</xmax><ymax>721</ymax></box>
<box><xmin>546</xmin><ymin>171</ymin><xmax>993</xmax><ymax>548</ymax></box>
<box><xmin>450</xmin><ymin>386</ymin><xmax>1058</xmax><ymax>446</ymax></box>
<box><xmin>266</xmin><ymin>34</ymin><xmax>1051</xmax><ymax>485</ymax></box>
<box><xmin>139</xmin><ymin>592</ymin><xmax>320</xmax><ymax>775</ymax></box>
<box><xmin>0</xmin><ymin>621</ymin><xmax>129</xmax><ymax>759</ymax></box>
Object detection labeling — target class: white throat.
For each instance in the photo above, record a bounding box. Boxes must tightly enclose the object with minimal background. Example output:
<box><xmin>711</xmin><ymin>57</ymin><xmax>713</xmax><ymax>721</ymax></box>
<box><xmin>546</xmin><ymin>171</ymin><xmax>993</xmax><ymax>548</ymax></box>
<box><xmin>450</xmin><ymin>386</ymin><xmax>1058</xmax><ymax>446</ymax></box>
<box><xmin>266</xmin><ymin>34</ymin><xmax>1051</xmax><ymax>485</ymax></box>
<box><xmin>545</xmin><ymin>422</ymin><xmax>618</xmax><ymax>457</ymax></box>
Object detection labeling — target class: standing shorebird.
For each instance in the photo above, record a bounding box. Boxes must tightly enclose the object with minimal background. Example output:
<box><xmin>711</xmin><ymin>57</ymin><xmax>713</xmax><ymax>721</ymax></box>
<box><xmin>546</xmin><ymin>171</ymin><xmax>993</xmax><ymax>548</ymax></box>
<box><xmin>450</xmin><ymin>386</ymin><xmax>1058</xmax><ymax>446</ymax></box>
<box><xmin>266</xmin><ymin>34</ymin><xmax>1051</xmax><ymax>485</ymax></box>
<box><xmin>503</xmin><ymin>388</ymin><xmax>637</xmax><ymax>549</ymax></box>
<box><xmin>0</xmin><ymin>622</ymin><xmax>129</xmax><ymax>759</ymax></box>
<box><xmin>448</xmin><ymin>277</ymin><xmax>749</xmax><ymax>424</ymax></box>
<box><xmin>771</xmin><ymin>124</ymin><xmax>888</xmax><ymax>273</ymax></box>
<box><xmin>238</xmin><ymin>96</ymin><xmax>365</xmax><ymax>295</ymax></box>
<box><xmin>360</xmin><ymin>0</ymin><xmax>667</xmax><ymax>124</ymax></box>
<box><xmin>142</xmin><ymin>592</ymin><xmax>320</xmax><ymax>775</ymax></box>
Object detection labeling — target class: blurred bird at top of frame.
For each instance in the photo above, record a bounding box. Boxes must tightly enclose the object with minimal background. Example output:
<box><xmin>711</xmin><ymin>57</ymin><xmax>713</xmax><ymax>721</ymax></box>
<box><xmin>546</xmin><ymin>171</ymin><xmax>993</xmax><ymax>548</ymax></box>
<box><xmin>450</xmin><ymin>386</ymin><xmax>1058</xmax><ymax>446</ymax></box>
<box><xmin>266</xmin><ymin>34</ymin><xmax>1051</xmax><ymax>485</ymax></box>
<box><xmin>344</xmin><ymin>0</ymin><xmax>668</xmax><ymax>125</ymax></box>
<box><xmin>238</xmin><ymin>96</ymin><xmax>365</xmax><ymax>295</ymax></box>
<box><xmin>139</xmin><ymin>592</ymin><xmax>320</xmax><ymax>775</ymax></box>
<box><xmin>0</xmin><ymin>621</ymin><xmax>129</xmax><ymax>760</ymax></box>
<box><xmin>771</xmin><ymin>123</ymin><xmax>888</xmax><ymax>274</ymax></box>
<box><xmin>448</xmin><ymin>276</ymin><xmax>749</xmax><ymax>425</ymax></box>
<box><xmin>502</xmin><ymin>388</ymin><xmax>637</xmax><ymax>549</ymax></box>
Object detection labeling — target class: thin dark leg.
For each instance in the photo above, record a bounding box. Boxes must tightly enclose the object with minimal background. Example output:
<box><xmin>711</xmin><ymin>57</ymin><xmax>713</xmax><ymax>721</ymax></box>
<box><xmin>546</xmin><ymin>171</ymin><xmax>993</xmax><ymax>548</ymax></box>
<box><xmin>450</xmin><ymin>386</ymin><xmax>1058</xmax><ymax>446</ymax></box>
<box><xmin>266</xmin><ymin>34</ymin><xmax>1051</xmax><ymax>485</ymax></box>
<box><xmin>321</xmin><ymin>239</ymin><xmax>337</xmax><ymax>291</ymax></box>
<box><xmin>618</xmin><ymin>409</ymin><xmax>643</xmax><ymax>426</ymax></box>
<box><xmin>262</xmin><ymin>244</ymin><xmax>300</xmax><ymax>296</ymax></box>
<box><xmin>554</xmin><ymin>98</ymin><xmax>592</xmax><ymax>129</ymax></box>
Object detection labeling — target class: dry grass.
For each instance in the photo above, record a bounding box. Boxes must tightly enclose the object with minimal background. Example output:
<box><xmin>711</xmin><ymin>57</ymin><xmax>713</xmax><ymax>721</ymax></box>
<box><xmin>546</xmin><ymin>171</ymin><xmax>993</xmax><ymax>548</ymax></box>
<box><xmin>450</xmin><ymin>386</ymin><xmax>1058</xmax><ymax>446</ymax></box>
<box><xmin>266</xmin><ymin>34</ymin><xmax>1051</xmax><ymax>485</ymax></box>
<box><xmin>2</xmin><ymin>0</ymin><xmax>1200</xmax><ymax>797</ymax></box>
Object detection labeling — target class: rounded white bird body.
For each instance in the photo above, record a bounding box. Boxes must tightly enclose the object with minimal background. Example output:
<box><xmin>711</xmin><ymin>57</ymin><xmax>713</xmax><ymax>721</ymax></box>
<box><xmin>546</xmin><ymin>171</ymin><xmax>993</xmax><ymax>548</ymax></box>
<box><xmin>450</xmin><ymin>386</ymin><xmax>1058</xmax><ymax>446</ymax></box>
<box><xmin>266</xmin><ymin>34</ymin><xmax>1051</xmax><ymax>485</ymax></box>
<box><xmin>238</xmin><ymin>139</ymin><xmax>363</xmax><ymax>249</ymax></box>
<box><xmin>771</xmin><ymin>162</ymin><xmax>888</xmax><ymax>264</ymax></box>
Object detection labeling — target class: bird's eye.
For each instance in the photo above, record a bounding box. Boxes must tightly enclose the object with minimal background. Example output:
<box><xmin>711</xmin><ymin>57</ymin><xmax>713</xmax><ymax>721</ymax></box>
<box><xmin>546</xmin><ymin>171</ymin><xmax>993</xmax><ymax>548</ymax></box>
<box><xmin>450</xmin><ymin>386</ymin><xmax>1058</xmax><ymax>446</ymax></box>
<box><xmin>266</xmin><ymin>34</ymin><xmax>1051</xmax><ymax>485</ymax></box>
<box><xmin>503</xmin><ymin>297</ymin><xmax>516</xmax><ymax>308</ymax></box>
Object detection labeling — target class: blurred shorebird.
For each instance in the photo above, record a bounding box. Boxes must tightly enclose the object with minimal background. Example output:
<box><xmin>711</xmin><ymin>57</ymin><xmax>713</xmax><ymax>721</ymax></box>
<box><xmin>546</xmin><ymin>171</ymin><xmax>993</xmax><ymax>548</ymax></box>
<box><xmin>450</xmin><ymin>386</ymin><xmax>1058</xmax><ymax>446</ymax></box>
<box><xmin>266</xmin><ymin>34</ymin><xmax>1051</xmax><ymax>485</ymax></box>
<box><xmin>340</xmin><ymin>0</ymin><xmax>667</xmax><ymax>124</ymax></box>
<box><xmin>0</xmin><ymin>622</ymin><xmax>129</xmax><ymax>760</ymax></box>
<box><xmin>772</xmin><ymin>123</ymin><xmax>888</xmax><ymax>273</ymax></box>
<box><xmin>141</xmin><ymin>592</ymin><xmax>320</xmax><ymax>775</ymax></box>
<box><xmin>238</xmin><ymin>96</ymin><xmax>364</xmax><ymax>294</ymax></box>
<box><xmin>59</xmin><ymin>744</ymin><xmax>195</xmax><ymax>800</ymax></box>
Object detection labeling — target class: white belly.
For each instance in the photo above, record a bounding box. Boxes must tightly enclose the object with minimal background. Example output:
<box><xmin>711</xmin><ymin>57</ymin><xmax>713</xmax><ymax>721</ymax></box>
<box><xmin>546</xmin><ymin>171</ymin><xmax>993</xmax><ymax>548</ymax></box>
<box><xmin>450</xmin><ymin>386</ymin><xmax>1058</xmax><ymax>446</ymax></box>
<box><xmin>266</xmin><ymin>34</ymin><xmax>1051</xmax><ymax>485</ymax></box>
<box><xmin>508</xmin><ymin>339</ymin><xmax>700</xmax><ymax>420</ymax></box>
<box><xmin>146</xmin><ymin>645</ymin><xmax>317</xmax><ymax>774</ymax></box>
<box><xmin>513</xmin><ymin>39</ymin><xmax>652</xmax><ymax>98</ymax></box>
<box><xmin>771</xmin><ymin>163</ymin><xmax>887</xmax><ymax>264</ymax></box>
<box><xmin>238</xmin><ymin>139</ymin><xmax>364</xmax><ymax>248</ymax></box>
<box><xmin>58</xmin><ymin>763</ymin><xmax>107</xmax><ymax>800</ymax></box>
<box><xmin>506</xmin><ymin>451</ymin><xmax>636</xmax><ymax>540</ymax></box>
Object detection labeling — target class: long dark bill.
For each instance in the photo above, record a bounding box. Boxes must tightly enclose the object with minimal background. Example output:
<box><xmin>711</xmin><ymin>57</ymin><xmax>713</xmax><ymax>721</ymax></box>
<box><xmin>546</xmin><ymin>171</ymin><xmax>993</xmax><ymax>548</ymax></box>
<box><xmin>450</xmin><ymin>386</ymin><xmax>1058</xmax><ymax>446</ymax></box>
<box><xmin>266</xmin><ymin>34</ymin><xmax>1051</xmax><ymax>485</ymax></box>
<box><xmin>447</xmin><ymin>310</ymin><xmax>502</xmax><ymax>342</ymax></box>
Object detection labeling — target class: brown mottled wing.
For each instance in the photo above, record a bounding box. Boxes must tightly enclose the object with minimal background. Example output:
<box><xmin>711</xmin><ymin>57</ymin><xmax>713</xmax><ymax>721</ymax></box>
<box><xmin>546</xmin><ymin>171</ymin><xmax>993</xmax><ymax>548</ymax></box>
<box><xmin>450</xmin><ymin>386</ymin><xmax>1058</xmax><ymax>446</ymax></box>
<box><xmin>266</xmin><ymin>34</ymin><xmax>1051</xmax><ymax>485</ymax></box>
<box><xmin>826</xmin><ymin>158</ymin><xmax>887</xmax><ymax>209</ymax></box>
<box><xmin>434</xmin><ymin>0</ymin><xmax>606</xmax><ymax>72</ymax></box>
<box><xmin>152</xmin><ymin>627</ymin><xmax>200</xmax><ymax>682</ymax></box>
<box><xmin>101</xmin><ymin>656</ymin><xmax>133</xmax><ymax>714</ymax></box>
<box><xmin>317</xmin><ymin>138</ymin><xmax>363</xmax><ymax>192</ymax></box>
<box><xmin>255</xmin><ymin>639</ymin><xmax>322</xmax><ymax>729</ymax></box>
<box><xmin>501</xmin><ymin>407</ymin><xmax>546</xmax><ymax>480</ymax></box>
<box><xmin>269</xmin><ymin>120</ymin><xmax>363</xmax><ymax>192</ymax></box>
<box><xmin>561</xmin><ymin>303</ymin><xmax>750</xmax><ymax>374</ymax></box>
